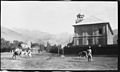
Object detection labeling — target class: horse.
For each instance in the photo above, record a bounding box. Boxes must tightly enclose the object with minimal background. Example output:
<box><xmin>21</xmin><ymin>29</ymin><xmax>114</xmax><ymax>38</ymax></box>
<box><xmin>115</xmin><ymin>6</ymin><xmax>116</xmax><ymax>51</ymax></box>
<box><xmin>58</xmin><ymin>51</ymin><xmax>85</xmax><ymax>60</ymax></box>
<box><xmin>78</xmin><ymin>51</ymin><xmax>88</xmax><ymax>58</ymax></box>
<box><xmin>12</xmin><ymin>48</ymin><xmax>23</xmax><ymax>59</ymax></box>
<box><xmin>78</xmin><ymin>49</ymin><xmax>93</xmax><ymax>62</ymax></box>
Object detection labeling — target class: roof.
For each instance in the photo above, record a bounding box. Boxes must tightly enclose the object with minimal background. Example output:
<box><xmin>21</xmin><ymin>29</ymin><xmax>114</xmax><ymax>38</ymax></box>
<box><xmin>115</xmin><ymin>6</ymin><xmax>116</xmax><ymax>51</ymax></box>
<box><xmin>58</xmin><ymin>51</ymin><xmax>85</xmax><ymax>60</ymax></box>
<box><xmin>108</xmin><ymin>23</ymin><xmax>114</xmax><ymax>35</ymax></box>
<box><xmin>73</xmin><ymin>22</ymin><xmax>109</xmax><ymax>27</ymax></box>
<box><xmin>73</xmin><ymin>15</ymin><xmax>113</xmax><ymax>35</ymax></box>
<box><xmin>75</xmin><ymin>15</ymin><xmax>106</xmax><ymax>24</ymax></box>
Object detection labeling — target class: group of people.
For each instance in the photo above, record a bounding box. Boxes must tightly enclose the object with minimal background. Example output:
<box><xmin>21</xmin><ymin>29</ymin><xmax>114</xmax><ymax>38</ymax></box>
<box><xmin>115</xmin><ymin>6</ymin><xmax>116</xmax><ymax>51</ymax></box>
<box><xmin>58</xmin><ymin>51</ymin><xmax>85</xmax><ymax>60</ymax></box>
<box><xmin>12</xmin><ymin>41</ymin><xmax>32</xmax><ymax>59</ymax></box>
<box><xmin>12</xmin><ymin>41</ymin><xmax>93</xmax><ymax>62</ymax></box>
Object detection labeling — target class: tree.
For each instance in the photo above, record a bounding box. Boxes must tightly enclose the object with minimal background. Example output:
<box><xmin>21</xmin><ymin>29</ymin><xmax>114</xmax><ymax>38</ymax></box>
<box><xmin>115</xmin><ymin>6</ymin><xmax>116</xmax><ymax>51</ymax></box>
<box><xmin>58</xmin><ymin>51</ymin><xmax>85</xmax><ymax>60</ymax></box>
<box><xmin>46</xmin><ymin>42</ymin><xmax>51</xmax><ymax>52</ymax></box>
<box><xmin>1</xmin><ymin>38</ymin><xmax>24</xmax><ymax>52</ymax></box>
<box><xmin>1</xmin><ymin>38</ymin><xmax>11</xmax><ymax>52</ymax></box>
<box><xmin>1</xmin><ymin>38</ymin><xmax>6</xmax><ymax>50</ymax></box>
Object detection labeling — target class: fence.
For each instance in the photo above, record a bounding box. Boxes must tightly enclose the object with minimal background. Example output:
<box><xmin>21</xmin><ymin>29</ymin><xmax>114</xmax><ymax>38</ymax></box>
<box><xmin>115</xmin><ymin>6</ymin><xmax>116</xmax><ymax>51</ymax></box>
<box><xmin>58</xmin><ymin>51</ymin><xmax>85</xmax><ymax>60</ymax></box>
<box><xmin>63</xmin><ymin>44</ymin><xmax>118</xmax><ymax>55</ymax></box>
<box><xmin>48</xmin><ymin>44</ymin><xmax>118</xmax><ymax>55</ymax></box>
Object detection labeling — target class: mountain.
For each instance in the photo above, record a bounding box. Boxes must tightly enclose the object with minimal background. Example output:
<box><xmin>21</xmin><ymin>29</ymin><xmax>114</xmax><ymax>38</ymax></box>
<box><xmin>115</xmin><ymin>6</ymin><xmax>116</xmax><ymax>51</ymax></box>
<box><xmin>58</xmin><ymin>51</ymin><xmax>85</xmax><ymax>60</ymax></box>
<box><xmin>11</xmin><ymin>28</ymin><xmax>54</xmax><ymax>41</ymax></box>
<box><xmin>1</xmin><ymin>27</ymin><xmax>73</xmax><ymax>46</ymax></box>
<box><xmin>1</xmin><ymin>27</ymin><xmax>29</xmax><ymax>42</ymax></box>
<box><xmin>113</xmin><ymin>29</ymin><xmax>118</xmax><ymax>44</ymax></box>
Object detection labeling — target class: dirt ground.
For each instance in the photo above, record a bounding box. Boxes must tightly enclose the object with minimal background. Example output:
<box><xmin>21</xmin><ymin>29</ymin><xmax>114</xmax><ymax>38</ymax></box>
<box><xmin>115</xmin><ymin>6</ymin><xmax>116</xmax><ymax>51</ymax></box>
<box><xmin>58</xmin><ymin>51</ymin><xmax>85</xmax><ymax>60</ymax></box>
<box><xmin>1</xmin><ymin>52</ymin><xmax>118</xmax><ymax>70</ymax></box>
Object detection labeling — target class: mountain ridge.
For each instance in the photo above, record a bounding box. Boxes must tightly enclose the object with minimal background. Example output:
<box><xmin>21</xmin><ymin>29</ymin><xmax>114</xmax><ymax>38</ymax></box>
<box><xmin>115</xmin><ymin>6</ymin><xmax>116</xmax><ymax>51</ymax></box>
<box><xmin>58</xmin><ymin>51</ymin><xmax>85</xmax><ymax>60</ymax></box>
<box><xmin>1</xmin><ymin>26</ymin><xmax>73</xmax><ymax>46</ymax></box>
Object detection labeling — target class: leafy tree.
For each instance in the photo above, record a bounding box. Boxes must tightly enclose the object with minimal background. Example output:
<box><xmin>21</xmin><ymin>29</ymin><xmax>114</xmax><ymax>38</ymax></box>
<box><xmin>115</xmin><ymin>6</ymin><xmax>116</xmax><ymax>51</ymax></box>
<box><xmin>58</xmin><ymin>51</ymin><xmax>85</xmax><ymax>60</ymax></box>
<box><xmin>46</xmin><ymin>42</ymin><xmax>51</xmax><ymax>52</ymax></box>
<box><xmin>1</xmin><ymin>38</ymin><xmax>11</xmax><ymax>52</ymax></box>
<box><xmin>13</xmin><ymin>40</ymin><xmax>19</xmax><ymax>47</ymax></box>
<box><xmin>1</xmin><ymin>38</ymin><xmax>23</xmax><ymax>52</ymax></box>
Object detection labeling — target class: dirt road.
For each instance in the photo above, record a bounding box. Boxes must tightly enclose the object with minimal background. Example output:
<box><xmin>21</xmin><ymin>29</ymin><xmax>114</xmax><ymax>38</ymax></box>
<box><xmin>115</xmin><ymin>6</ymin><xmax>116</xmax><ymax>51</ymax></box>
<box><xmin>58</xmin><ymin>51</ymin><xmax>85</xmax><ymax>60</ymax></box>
<box><xmin>1</xmin><ymin>52</ymin><xmax>118</xmax><ymax>70</ymax></box>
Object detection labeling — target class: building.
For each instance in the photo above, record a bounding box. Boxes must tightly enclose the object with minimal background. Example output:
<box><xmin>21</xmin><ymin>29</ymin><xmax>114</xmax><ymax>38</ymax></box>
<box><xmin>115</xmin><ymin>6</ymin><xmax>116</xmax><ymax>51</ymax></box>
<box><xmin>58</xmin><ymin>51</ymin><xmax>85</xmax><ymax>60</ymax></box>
<box><xmin>73</xmin><ymin>14</ymin><xmax>113</xmax><ymax>46</ymax></box>
<box><xmin>31</xmin><ymin>45</ymin><xmax>40</xmax><ymax>53</ymax></box>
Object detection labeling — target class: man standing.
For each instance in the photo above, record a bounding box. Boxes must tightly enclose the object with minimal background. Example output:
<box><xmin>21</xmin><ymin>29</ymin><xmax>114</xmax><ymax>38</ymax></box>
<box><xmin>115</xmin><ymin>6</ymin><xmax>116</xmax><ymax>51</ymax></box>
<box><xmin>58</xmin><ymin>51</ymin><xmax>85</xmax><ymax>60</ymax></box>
<box><xmin>87</xmin><ymin>46</ymin><xmax>92</xmax><ymax>62</ymax></box>
<box><xmin>27</xmin><ymin>41</ymin><xmax>32</xmax><ymax>57</ymax></box>
<box><xmin>27</xmin><ymin>49</ymin><xmax>32</xmax><ymax>57</ymax></box>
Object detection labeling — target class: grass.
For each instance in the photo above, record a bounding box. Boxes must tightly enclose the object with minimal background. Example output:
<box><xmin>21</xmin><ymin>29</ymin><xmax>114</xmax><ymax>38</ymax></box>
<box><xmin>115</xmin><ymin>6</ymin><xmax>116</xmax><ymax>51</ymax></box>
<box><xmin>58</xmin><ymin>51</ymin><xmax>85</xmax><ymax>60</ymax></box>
<box><xmin>1</xmin><ymin>52</ymin><xmax>118</xmax><ymax>70</ymax></box>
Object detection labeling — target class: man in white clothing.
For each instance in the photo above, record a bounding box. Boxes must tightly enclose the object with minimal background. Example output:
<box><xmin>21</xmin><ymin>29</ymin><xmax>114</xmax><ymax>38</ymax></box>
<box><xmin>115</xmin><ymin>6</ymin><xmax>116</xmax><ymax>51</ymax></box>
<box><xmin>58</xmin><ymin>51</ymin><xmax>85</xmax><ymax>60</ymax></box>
<box><xmin>87</xmin><ymin>46</ymin><xmax>92</xmax><ymax>62</ymax></box>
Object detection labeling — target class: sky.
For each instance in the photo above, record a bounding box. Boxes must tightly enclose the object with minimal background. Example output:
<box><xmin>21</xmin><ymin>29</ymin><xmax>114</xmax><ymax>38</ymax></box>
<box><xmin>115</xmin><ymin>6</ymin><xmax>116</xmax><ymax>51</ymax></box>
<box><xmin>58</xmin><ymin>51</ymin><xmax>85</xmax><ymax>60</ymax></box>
<box><xmin>1</xmin><ymin>1</ymin><xmax>118</xmax><ymax>34</ymax></box>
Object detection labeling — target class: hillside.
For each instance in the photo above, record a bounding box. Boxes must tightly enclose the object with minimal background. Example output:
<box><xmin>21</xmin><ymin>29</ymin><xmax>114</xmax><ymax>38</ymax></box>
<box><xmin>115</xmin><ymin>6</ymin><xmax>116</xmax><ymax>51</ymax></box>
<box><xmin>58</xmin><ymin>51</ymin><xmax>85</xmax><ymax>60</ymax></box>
<box><xmin>1</xmin><ymin>27</ymin><xmax>29</xmax><ymax>42</ymax></box>
<box><xmin>11</xmin><ymin>28</ymin><xmax>73</xmax><ymax>45</ymax></box>
<box><xmin>1</xmin><ymin>27</ymin><xmax>73</xmax><ymax>46</ymax></box>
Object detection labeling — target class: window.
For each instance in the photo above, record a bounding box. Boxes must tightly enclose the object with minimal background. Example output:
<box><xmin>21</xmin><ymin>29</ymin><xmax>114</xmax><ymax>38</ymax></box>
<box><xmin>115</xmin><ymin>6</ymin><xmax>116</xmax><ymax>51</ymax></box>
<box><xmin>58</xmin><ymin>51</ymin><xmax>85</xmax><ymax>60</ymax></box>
<box><xmin>98</xmin><ymin>38</ymin><xmax>103</xmax><ymax>45</ymax></box>
<box><xmin>79</xmin><ymin>38</ymin><xmax>83</xmax><ymax>45</ymax></box>
<box><xmin>88</xmin><ymin>38</ymin><xmax>93</xmax><ymax>45</ymax></box>
<box><xmin>98</xmin><ymin>37</ymin><xmax>105</xmax><ymax>45</ymax></box>
<box><xmin>99</xmin><ymin>28</ymin><xmax>103</xmax><ymax>34</ymax></box>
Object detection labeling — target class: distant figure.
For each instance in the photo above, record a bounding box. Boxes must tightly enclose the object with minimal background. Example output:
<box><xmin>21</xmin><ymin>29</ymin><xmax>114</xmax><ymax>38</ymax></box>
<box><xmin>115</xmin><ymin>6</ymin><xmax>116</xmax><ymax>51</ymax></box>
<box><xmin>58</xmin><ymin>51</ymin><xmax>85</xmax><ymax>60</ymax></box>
<box><xmin>87</xmin><ymin>46</ymin><xmax>92</xmax><ymax>62</ymax></box>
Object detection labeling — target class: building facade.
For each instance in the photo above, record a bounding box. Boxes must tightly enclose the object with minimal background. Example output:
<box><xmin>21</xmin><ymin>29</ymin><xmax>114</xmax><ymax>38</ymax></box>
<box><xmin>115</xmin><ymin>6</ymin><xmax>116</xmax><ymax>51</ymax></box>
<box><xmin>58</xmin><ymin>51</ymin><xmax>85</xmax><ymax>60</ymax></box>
<box><xmin>73</xmin><ymin>15</ymin><xmax>113</xmax><ymax>46</ymax></box>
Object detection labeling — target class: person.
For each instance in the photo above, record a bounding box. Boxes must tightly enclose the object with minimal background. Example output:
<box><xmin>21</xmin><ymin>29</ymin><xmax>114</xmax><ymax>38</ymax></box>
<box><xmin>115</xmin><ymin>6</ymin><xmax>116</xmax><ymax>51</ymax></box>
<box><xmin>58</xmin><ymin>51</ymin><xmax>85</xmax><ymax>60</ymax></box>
<box><xmin>14</xmin><ymin>47</ymin><xmax>22</xmax><ymax>55</ymax></box>
<box><xmin>87</xmin><ymin>46</ymin><xmax>92</xmax><ymax>62</ymax></box>
<box><xmin>12</xmin><ymin>47</ymin><xmax>22</xmax><ymax>59</ymax></box>
<box><xmin>15</xmin><ymin>48</ymin><xmax>20</xmax><ymax>52</ymax></box>
<box><xmin>27</xmin><ymin>49</ymin><xmax>32</xmax><ymax>57</ymax></box>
